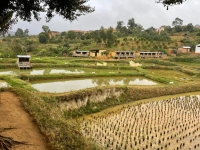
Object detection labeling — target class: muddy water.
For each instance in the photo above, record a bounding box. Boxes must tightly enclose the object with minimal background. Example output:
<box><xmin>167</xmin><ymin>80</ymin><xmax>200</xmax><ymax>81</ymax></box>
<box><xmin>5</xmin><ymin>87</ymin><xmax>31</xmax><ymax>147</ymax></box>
<box><xmin>31</xmin><ymin>77</ymin><xmax>157</xmax><ymax>93</ymax></box>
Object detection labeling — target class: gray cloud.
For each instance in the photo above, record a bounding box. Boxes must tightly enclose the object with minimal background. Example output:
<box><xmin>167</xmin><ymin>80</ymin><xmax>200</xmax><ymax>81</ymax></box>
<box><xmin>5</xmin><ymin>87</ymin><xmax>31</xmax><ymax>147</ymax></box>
<box><xmin>12</xmin><ymin>0</ymin><xmax>199</xmax><ymax>34</ymax></box>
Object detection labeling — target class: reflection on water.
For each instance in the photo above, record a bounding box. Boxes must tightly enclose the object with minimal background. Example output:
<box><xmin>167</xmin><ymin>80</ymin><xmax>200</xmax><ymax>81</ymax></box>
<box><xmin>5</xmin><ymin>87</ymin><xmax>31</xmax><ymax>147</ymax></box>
<box><xmin>0</xmin><ymin>69</ymin><xmax>85</xmax><ymax>76</ymax></box>
<box><xmin>31</xmin><ymin>77</ymin><xmax>157</xmax><ymax>93</ymax></box>
<box><xmin>0</xmin><ymin>68</ymin><xmax>137</xmax><ymax>76</ymax></box>
<box><xmin>0</xmin><ymin>81</ymin><xmax>9</xmax><ymax>88</ymax></box>
<box><xmin>50</xmin><ymin>69</ymin><xmax>84</xmax><ymax>74</ymax></box>
<box><xmin>0</xmin><ymin>71</ymin><xmax>15</xmax><ymax>75</ymax></box>
<box><xmin>30</xmin><ymin>70</ymin><xmax>44</xmax><ymax>75</ymax></box>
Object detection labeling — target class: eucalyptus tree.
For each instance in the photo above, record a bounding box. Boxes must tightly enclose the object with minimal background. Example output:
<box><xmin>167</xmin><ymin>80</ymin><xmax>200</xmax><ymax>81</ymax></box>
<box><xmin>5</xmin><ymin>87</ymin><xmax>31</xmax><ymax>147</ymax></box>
<box><xmin>172</xmin><ymin>18</ymin><xmax>183</xmax><ymax>32</ymax></box>
<box><xmin>116</xmin><ymin>21</ymin><xmax>125</xmax><ymax>32</ymax></box>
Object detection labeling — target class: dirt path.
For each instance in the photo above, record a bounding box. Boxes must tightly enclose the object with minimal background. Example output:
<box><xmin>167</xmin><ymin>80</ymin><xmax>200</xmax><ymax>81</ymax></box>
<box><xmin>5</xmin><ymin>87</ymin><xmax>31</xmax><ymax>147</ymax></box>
<box><xmin>0</xmin><ymin>92</ymin><xmax>50</xmax><ymax>150</ymax></box>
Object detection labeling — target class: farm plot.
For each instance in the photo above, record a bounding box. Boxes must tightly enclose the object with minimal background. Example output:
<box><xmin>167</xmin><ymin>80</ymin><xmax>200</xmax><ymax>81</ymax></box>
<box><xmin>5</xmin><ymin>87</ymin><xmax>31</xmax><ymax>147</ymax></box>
<box><xmin>81</xmin><ymin>95</ymin><xmax>200</xmax><ymax>150</ymax></box>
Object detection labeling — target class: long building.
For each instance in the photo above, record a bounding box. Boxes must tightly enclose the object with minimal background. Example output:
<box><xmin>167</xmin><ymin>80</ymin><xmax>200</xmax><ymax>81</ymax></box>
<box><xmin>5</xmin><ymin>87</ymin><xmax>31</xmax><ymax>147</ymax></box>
<box><xmin>140</xmin><ymin>52</ymin><xmax>166</xmax><ymax>58</ymax></box>
<box><xmin>114</xmin><ymin>51</ymin><xmax>135</xmax><ymax>59</ymax></box>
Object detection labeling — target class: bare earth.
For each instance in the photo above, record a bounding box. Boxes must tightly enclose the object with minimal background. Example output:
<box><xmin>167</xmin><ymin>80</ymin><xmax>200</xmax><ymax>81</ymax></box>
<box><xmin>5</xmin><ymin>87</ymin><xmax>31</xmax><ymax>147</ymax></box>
<box><xmin>0</xmin><ymin>92</ymin><xmax>50</xmax><ymax>150</ymax></box>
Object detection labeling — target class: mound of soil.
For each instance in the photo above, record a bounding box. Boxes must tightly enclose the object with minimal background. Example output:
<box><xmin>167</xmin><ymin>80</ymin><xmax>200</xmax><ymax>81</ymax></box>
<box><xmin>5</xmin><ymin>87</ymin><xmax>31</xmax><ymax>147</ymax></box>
<box><xmin>0</xmin><ymin>92</ymin><xmax>50</xmax><ymax>150</ymax></box>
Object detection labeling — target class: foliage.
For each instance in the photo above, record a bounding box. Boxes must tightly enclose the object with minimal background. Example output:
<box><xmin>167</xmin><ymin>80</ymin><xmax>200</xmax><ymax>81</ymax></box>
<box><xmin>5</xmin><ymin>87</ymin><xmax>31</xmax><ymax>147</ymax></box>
<box><xmin>15</xmin><ymin>28</ymin><xmax>29</xmax><ymax>37</ymax></box>
<box><xmin>38</xmin><ymin>32</ymin><xmax>49</xmax><ymax>44</ymax></box>
<box><xmin>0</xmin><ymin>0</ymin><xmax>94</xmax><ymax>32</ymax></box>
<box><xmin>0</xmin><ymin>11</ymin><xmax>17</xmax><ymax>33</ymax></box>
<box><xmin>116</xmin><ymin>21</ymin><xmax>124</xmax><ymax>32</ymax></box>
<box><xmin>127</xmin><ymin>18</ymin><xmax>137</xmax><ymax>31</ymax></box>
<box><xmin>156</xmin><ymin>0</ymin><xmax>187</xmax><ymax>9</ymax></box>
<box><xmin>172</xmin><ymin>17</ymin><xmax>183</xmax><ymax>32</ymax></box>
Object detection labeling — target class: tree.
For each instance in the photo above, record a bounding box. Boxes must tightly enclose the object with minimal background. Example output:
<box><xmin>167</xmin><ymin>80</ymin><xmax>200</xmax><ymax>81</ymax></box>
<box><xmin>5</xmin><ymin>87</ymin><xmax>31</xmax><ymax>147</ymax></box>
<box><xmin>15</xmin><ymin>28</ymin><xmax>29</xmax><ymax>37</ymax></box>
<box><xmin>99</xmin><ymin>26</ymin><xmax>106</xmax><ymax>44</ymax></box>
<box><xmin>106</xmin><ymin>27</ymin><xmax>117</xmax><ymax>47</ymax></box>
<box><xmin>156</xmin><ymin>0</ymin><xmax>187</xmax><ymax>9</ymax></box>
<box><xmin>120</xmin><ymin>26</ymin><xmax>128</xmax><ymax>36</ymax></box>
<box><xmin>116</xmin><ymin>21</ymin><xmax>124</xmax><ymax>32</ymax></box>
<box><xmin>165</xmin><ymin>26</ymin><xmax>172</xmax><ymax>33</ymax></box>
<box><xmin>15</xmin><ymin>28</ymin><xmax>24</xmax><ymax>37</ymax></box>
<box><xmin>145</xmin><ymin>27</ymin><xmax>156</xmax><ymax>33</ymax></box>
<box><xmin>127</xmin><ymin>18</ymin><xmax>137</xmax><ymax>31</ymax></box>
<box><xmin>172</xmin><ymin>18</ymin><xmax>183</xmax><ymax>27</ymax></box>
<box><xmin>68</xmin><ymin>31</ymin><xmax>76</xmax><ymax>40</ymax></box>
<box><xmin>42</xmin><ymin>25</ymin><xmax>51</xmax><ymax>33</ymax></box>
<box><xmin>185</xmin><ymin>23</ymin><xmax>194</xmax><ymax>32</ymax></box>
<box><xmin>23</xmin><ymin>29</ymin><xmax>29</xmax><ymax>36</ymax></box>
<box><xmin>91</xmin><ymin>30</ymin><xmax>101</xmax><ymax>44</ymax></box>
<box><xmin>0</xmin><ymin>11</ymin><xmax>17</xmax><ymax>33</ymax></box>
<box><xmin>39</xmin><ymin>32</ymin><xmax>48</xmax><ymax>43</ymax></box>
<box><xmin>172</xmin><ymin>18</ymin><xmax>183</xmax><ymax>32</ymax></box>
<box><xmin>0</xmin><ymin>0</ymin><xmax>94</xmax><ymax>33</ymax></box>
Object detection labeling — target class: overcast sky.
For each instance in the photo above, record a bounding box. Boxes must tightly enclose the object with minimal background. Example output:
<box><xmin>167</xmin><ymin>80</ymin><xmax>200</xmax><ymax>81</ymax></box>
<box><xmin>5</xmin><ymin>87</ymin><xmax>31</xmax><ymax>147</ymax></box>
<box><xmin>12</xmin><ymin>0</ymin><xmax>199</xmax><ymax>35</ymax></box>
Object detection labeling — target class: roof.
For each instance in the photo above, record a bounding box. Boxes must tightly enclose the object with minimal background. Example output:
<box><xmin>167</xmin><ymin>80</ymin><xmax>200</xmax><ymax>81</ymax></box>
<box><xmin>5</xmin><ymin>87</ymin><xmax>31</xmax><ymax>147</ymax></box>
<box><xmin>115</xmin><ymin>51</ymin><xmax>135</xmax><ymax>52</ymax></box>
<box><xmin>17</xmin><ymin>55</ymin><xmax>31</xmax><ymax>58</ymax></box>
<box><xmin>75</xmin><ymin>50</ymin><xmax>89</xmax><ymax>52</ymax></box>
<box><xmin>140</xmin><ymin>52</ymin><xmax>163</xmax><ymax>53</ymax></box>
<box><xmin>182</xmin><ymin>46</ymin><xmax>191</xmax><ymax>49</ymax></box>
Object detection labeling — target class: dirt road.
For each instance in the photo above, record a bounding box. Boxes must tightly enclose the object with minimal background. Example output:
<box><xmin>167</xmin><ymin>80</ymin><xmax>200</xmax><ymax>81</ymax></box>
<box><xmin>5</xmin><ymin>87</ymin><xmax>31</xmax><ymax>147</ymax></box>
<box><xmin>0</xmin><ymin>92</ymin><xmax>50</xmax><ymax>150</ymax></box>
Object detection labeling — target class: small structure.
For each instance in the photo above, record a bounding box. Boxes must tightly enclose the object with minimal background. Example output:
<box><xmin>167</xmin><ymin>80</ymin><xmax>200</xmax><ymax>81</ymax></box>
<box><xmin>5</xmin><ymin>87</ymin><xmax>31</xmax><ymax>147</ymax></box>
<box><xmin>17</xmin><ymin>55</ymin><xmax>32</xmax><ymax>69</ymax></box>
<box><xmin>89</xmin><ymin>50</ymin><xmax>107</xmax><ymax>57</ymax></box>
<box><xmin>178</xmin><ymin>46</ymin><xmax>191</xmax><ymax>53</ymax></box>
<box><xmin>156</xmin><ymin>26</ymin><xmax>165</xmax><ymax>35</ymax></box>
<box><xmin>114</xmin><ymin>51</ymin><xmax>135</xmax><ymax>59</ymax></box>
<box><xmin>129</xmin><ymin>61</ymin><xmax>142</xmax><ymax>67</ymax></box>
<box><xmin>72</xmin><ymin>50</ymin><xmax>89</xmax><ymax>57</ymax></box>
<box><xmin>140</xmin><ymin>52</ymin><xmax>165</xmax><ymax>58</ymax></box>
<box><xmin>195</xmin><ymin>44</ymin><xmax>200</xmax><ymax>53</ymax></box>
<box><xmin>96</xmin><ymin>62</ymin><xmax>107</xmax><ymax>66</ymax></box>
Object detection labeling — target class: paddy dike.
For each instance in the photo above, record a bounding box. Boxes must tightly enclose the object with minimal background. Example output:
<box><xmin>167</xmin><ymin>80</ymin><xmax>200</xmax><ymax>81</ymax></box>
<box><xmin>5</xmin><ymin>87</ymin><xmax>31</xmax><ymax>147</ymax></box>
<box><xmin>0</xmin><ymin>92</ymin><xmax>50</xmax><ymax>150</ymax></box>
<box><xmin>56</xmin><ymin>83</ymin><xmax>200</xmax><ymax>112</ymax></box>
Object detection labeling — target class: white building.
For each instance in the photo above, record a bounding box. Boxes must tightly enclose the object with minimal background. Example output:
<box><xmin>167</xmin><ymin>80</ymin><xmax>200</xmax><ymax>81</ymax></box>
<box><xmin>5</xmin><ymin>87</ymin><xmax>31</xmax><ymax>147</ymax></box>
<box><xmin>17</xmin><ymin>55</ymin><xmax>32</xmax><ymax>69</ymax></box>
<box><xmin>195</xmin><ymin>44</ymin><xmax>200</xmax><ymax>53</ymax></box>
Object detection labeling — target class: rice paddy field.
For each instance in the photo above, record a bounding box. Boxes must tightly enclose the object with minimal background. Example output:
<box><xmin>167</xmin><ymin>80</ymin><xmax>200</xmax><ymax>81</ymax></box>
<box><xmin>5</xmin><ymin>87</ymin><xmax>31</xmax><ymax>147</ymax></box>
<box><xmin>81</xmin><ymin>95</ymin><xmax>200</xmax><ymax>150</ymax></box>
<box><xmin>1</xmin><ymin>55</ymin><xmax>200</xmax><ymax>150</ymax></box>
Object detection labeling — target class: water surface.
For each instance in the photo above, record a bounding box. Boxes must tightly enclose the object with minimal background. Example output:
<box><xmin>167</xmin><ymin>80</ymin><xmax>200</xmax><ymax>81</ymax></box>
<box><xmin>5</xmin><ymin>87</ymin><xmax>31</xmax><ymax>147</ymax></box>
<box><xmin>31</xmin><ymin>77</ymin><xmax>157</xmax><ymax>93</ymax></box>
<box><xmin>0</xmin><ymin>81</ymin><xmax>9</xmax><ymax>88</ymax></box>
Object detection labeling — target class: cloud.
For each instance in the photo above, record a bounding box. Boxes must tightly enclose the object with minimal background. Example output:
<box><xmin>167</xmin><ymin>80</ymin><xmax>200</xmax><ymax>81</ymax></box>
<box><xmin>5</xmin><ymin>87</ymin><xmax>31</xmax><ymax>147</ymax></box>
<box><xmin>12</xmin><ymin>0</ymin><xmax>200</xmax><ymax>34</ymax></box>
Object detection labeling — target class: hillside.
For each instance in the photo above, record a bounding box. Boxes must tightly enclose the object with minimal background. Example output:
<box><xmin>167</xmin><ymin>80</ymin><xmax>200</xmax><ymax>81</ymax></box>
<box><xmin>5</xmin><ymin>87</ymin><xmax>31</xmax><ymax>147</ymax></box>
<box><xmin>0</xmin><ymin>26</ymin><xmax>200</xmax><ymax>58</ymax></box>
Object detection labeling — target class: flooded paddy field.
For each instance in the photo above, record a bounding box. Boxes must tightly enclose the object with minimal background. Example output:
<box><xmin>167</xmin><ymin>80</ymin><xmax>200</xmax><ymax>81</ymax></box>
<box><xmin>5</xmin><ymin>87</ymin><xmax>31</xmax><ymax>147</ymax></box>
<box><xmin>0</xmin><ymin>67</ymin><xmax>137</xmax><ymax>76</ymax></box>
<box><xmin>31</xmin><ymin>76</ymin><xmax>157</xmax><ymax>93</ymax></box>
